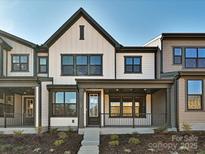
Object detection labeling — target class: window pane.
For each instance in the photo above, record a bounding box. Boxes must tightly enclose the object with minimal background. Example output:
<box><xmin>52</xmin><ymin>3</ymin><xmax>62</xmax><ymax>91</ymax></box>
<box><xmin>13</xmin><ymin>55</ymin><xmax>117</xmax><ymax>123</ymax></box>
<box><xmin>125</xmin><ymin>65</ymin><xmax>132</xmax><ymax>73</ymax></box>
<box><xmin>198</xmin><ymin>59</ymin><xmax>205</xmax><ymax>68</ymax></box>
<box><xmin>90</xmin><ymin>65</ymin><xmax>102</xmax><ymax>75</ymax></box>
<box><xmin>65</xmin><ymin>104</ymin><xmax>76</xmax><ymax>116</ymax></box>
<box><xmin>174</xmin><ymin>57</ymin><xmax>182</xmax><ymax>64</ymax></box>
<box><xmin>188</xmin><ymin>80</ymin><xmax>202</xmax><ymax>94</ymax></box>
<box><xmin>122</xmin><ymin>97</ymin><xmax>132</xmax><ymax>117</ymax></box>
<box><xmin>174</xmin><ymin>48</ymin><xmax>182</xmax><ymax>56</ymax></box>
<box><xmin>13</xmin><ymin>64</ymin><xmax>20</xmax><ymax>71</ymax></box>
<box><xmin>110</xmin><ymin>96</ymin><xmax>120</xmax><ymax>116</ymax></box>
<box><xmin>13</xmin><ymin>56</ymin><xmax>19</xmax><ymax>63</ymax></box>
<box><xmin>40</xmin><ymin>58</ymin><xmax>47</xmax><ymax>65</ymax></box>
<box><xmin>62</xmin><ymin>56</ymin><xmax>73</xmax><ymax>65</ymax></box>
<box><xmin>55</xmin><ymin>92</ymin><xmax>64</xmax><ymax>103</ymax></box>
<box><xmin>20</xmin><ymin>56</ymin><xmax>28</xmax><ymax>63</ymax></box>
<box><xmin>188</xmin><ymin>95</ymin><xmax>202</xmax><ymax>110</ymax></box>
<box><xmin>62</xmin><ymin>65</ymin><xmax>74</xmax><ymax>75</ymax></box>
<box><xmin>76</xmin><ymin>56</ymin><xmax>87</xmax><ymax>65</ymax></box>
<box><xmin>133</xmin><ymin>65</ymin><xmax>141</xmax><ymax>72</ymax></box>
<box><xmin>90</xmin><ymin>56</ymin><xmax>101</xmax><ymax>65</ymax></box>
<box><xmin>185</xmin><ymin>59</ymin><xmax>196</xmax><ymax>68</ymax></box>
<box><xmin>65</xmin><ymin>92</ymin><xmax>76</xmax><ymax>104</ymax></box>
<box><xmin>135</xmin><ymin>102</ymin><xmax>140</xmax><ymax>117</ymax></box>
<box><xmin>198</xmin><ymin>48</ymin><xmax>205</xmax><ymax>57</ymax></box>
<box><xmin>76</xmin><ymin>66</ymin><xmax>88</xmax><ymax>75</ymax></box>
<box><xmin>53</xmin><ymin>104</ymin><xmax>64</xmax><ymax>116</ymax></box>
<box><xmin>133</xmin><ymin>57</ymin><xmax>141</xmax><ymax>65</ymax></box>
<box><xmin>125</xmin><ymin>58</ymin><xmax>132</xmax><ymax>65</ymax></box>
<box><xmin>185</xmin><ymin>48</ymin><xmax>197</xmax><ymax>58</ymax></box>
<box><xmin>40</xmin><ymin>66</ymin><xmax>47</xmax><ymax>73</ymax></box>
<box><xmin>21</xmin><ymin>64</ymin><xmax>28</xmax><ymax>71</ymax></box>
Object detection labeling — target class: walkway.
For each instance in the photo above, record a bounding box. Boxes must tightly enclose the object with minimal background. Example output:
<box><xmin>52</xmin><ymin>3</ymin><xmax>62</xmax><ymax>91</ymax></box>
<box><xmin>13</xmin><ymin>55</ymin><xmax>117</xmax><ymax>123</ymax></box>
<box><xmin>78</xmin><ymin>128</ymin><xmax>100</xmax><ymax>154</ymax></box>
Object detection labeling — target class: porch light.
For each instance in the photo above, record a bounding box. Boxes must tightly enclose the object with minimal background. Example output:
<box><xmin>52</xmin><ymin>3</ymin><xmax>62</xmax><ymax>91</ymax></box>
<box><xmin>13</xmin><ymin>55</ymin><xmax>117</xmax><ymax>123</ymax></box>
<box><xmin>116</xmin><ymin>89</ymin><xmax>119</xmax><ymax>92</ymax></box>
<box><xmin>29</xmin><ymin>103</ymin><xmax>33</xmax><ymax>109</ymax></box>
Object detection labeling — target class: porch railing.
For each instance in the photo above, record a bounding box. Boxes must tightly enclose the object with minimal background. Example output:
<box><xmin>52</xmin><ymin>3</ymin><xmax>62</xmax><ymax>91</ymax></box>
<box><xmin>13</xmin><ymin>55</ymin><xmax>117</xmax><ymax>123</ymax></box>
<box><xmin>0</xmin><ymin>112</ymin><xmax>35</xmax><ymax>128</ymax></box>
<box><xmin>102</xmin><ymin>113</ymin><xmax>167</xmax><ymax>127</ymax></box>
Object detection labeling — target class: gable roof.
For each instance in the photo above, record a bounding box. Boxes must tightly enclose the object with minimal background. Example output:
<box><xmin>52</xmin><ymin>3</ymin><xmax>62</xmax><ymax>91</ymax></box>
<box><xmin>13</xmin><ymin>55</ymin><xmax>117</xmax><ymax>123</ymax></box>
<box><xmin>44</xmin><ymin>8</ymin><xmax>121</xmax><ymax>48</ymax></box>
<box><xmin>0</xmin><ymin>29</ymin><xmax>36</xmax><ymax>48</ymax></box>
<box><xmin>0</xmin><ymin>37</ymin><xmax>12</xmax><ymax>51</ymax></box>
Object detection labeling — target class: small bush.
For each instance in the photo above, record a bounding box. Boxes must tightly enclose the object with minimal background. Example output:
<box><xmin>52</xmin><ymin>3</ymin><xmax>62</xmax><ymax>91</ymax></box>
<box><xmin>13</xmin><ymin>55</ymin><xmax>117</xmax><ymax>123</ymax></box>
<box><xmin>154</xmin><ymin>125</ymin><xmax>167</xmax><ymax>133</ymax></box>
<box><xmin>110</xmin><ymin>134</ymin><xmax>119</xmax><ymax>141</ymax></box>
<box><xmin>109</xmin><ymin>140</ymin><xmax>119</xmax><ymax>146</ymax></box>
<box><xmin>50</xmin><ymin>128</ymin><xmax>58</xmax><ymax>135</ymax></box>
<box><xmin>53</xmin><ymin>139</ymin><xmax>64</xmax><ymax>146</ymax></box>
<box><xmin>13</xmin><ymin>130</ymin><xmax>24</xmax><ymax>137</ymax></box>
<box><xmin>66</xmin><ymin>128</ymin><xmax>74</xmax><ymax>135</ymax></box>
<box><xmin>0</xmin><ymin>144</ymin><xmax>13</xmax><ymax>152</ymax></box>
<box><xmin>182</xmin><ymin>122</ymin><xmax>192</xmax><ymax>132</ymax></box>
<box><xmin>128</xmin><ymin>137</ymin><xmax>141</xmax><ymax>145</ymax></box>
<box><xmin>58</xmin><ymin>132</ymin><xmax>67</xmax><ymax>139</ymax></box>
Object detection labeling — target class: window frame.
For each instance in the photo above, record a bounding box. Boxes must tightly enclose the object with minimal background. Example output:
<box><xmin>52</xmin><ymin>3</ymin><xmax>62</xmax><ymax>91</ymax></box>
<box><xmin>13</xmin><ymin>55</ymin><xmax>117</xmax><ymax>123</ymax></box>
<box><xmin>185</xmin><ymin>47</ymin><xmax>205</xmax><ymax>68</ymax></box>
<box><xmin>52</xmin><ymin>91</ymin><xmax>77</xmax><ymax>117</ymax></box>
<box><xmin>38</xmin><ymin>56</ymin><xmax>48</xmax><ymax>73</ymax></box>
<box><xmin>186</xmin><ymin>79</ymin><xmax>203</xmax><ymax>111</ymax></box>
<box><xmin>173</xmin><ymin>47</ymin><xmax>182</xmax><ymax>64</ymax></box>
<box><xmin>124</xmin><ymin>56</ymin><xmax>142</xmax><ymax>74</ymax></box>
<box><xmin>0</xmin><ymin>93</ymin><xmax>14</xmax><ymax>117</ymax></box>
<box><xmin>109</xmin><ymin>94</ymin><xmax>146</xmax><ymax>118</ymax></box>
<box><xmin>11</xmin><ymin>54</ymin><xmax>29</xmax><ymax>72</ymax></box>
<box><xmin>61</xmin><ymin>54</ymin><xmax>103</xmax><ymax>76</ymax></box>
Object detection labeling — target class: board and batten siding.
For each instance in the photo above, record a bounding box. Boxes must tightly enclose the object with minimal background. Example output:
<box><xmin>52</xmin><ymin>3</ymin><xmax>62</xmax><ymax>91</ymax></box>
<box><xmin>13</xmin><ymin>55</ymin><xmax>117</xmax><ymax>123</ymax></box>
<box><xmin>178</xmin><ymin>77</ymin><xmax>205</xmax><ymax>131</ymax></box>
<box><xmin>49</xmin><ymin>16</ymin><xmax>115</xmax><ymax>85</ymax></box>
<box><xmin>163</xmin><ymin>39</ymin><xmax>205</xmax><ymax>73</ymax></box>
<box><xmin>116</xmin><ymin>53</ymin><xmax>155</xmax><ymax>79</ymax></box>
<box><xmin>0</xmin><ymin>36</ymin><xmax>34</xmax><ymax>77</ymax></box>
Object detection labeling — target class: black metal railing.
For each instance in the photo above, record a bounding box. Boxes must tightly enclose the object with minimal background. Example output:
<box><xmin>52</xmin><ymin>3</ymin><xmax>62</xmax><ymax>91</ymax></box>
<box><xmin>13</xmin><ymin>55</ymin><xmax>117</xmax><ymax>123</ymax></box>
<box><xmin>0</xmin><ymin>112</ymin><xmax>35</xmax><ymax>128</ymax></box>
<box><xmin>102</xmin><ymin>113</ymin><xmax>166</xmax><ymax>127</ymax></box>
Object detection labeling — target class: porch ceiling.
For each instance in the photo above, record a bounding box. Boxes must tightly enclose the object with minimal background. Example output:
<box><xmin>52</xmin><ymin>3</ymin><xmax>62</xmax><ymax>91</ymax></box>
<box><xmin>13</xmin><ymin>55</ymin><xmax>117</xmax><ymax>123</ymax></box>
<box><xmin>104</xmin><ymin>88</ymin><xmax>160</xmax><ymax>94</ymax></box>
<box><xmin>0</xmin><ymin>87</ymin><xmax>35</xmax><ymax>95</ymax></box>
<box><xmin>76</xmin><ymin>79</ymin><xmax>174</xmax><ymax>89</ymax></box>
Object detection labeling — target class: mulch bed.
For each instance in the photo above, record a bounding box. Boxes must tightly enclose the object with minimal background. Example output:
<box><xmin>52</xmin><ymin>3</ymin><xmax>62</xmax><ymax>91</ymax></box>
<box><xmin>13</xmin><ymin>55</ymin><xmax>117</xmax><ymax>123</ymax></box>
<box><xmin>100</xmin><ymin>131</ymin><xmax>205</xmax><ymax>154</ymax></box>
<box><xmin>0</xmin><ymin>131</ymin><xmax>83</xmax><ymax>154</ymax></box>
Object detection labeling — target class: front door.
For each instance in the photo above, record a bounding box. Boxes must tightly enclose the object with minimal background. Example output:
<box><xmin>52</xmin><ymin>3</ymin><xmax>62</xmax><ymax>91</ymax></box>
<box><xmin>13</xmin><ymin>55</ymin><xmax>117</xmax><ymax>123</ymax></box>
<box><xmin>87</xmin><ymin>92</ymin><xmax>100</xmax><ymax>126</ymax></box>
<box><xmin>23</xmin><ymin>97</ymin><xmax>34</xmax><ymax>126</ymax></box>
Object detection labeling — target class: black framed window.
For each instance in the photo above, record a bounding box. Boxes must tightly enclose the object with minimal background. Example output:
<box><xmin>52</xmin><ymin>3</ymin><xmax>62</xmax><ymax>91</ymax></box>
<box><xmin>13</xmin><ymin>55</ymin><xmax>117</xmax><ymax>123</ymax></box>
<box><xmin>185</xmin><ymin>48</ymin><xmax>205</xmax><ymax>68</ymax></box>
<box><xmin>12</xmin><ymin>55</ymin><xmax>29</xmax><ymax>72</ymax></box>
<box><xmin>109</xmin><ymin>95</ymin><xmax>145</xmax><ymax>117</ymax></box>
<box><xmin>52</xmin><ymin>91</ymin><xmax>77</xmax><ymax>117</ymax></box>
<box><xmin>61</xmin><ymin>55</ymin><xmax>102</xmax><ymax>76</ymax></box>
<box><xmin>62</xmin><ymin>55</ymin><xmax>74</xmax><ymax>75</ymax></box>
<box><xmin>187</xmin><ymin>80</ymin><xmax>203</xmax><ymax>110</ymax></box>
<box><xmin>125</xmin><ymin>56</ymin><xmax>142</xmax><ymax>73</ymax></box>
<box><xmin>79</xmin><ymin>25</ymin><xmax>84</xmax><ymax>40</ymax></box>
<box><xmin>173</xmin><ymin>48</ymin><xmax>182</xmax><ymax>64</ymax></box>
<box><xmin>0</xmin><ymin>93</ymin><xmax>14</xmax><ymax>117</ymax></box>
<box><xmin>38</xmin><ymin>57</ymin><xmax>48</xmax><ymax>73</ymax></box>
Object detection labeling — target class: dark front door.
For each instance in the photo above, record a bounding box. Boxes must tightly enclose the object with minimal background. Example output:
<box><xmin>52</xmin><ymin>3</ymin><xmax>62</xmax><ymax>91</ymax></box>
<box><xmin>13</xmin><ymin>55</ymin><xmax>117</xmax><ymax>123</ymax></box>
<box><xmin>87</xmin><ymin>92</ymin><xmax>100</xmax><ymax>126</ymax></box>
<box><xmin>23</xmin><ymin>97</ymin><xmax>35</xmax><ymax>126</ymax></box>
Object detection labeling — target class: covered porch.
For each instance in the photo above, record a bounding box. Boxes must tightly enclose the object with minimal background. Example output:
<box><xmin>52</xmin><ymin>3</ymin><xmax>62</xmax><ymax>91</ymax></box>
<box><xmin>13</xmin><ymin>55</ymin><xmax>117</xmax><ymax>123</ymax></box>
<box><xmin>76</xmin><ymin>79</ymin><xmax>176</xmax><ymax>130</ymax></box>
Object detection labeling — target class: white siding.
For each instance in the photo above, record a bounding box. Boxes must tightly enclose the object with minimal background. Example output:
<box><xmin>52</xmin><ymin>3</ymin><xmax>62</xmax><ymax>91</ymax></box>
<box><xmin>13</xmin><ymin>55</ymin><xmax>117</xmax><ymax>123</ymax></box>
<box><xmin>50</xmin><ymin>117</ymin><xmax>78</xmax><ymax>127</ymax></box>
<box><xmin>116</xmin><ymin>53</ymin><xmax>155</xmax><ymax>79</ymax></box>
<box><xmin>0</xmin><ymin>36</ymin><xmax>34</xmax><ymax>77</ymax></box>
<box><xmin>49</xmin><ymin>16</ymin><xmax>115</xmax><ymax>85</ymax></box>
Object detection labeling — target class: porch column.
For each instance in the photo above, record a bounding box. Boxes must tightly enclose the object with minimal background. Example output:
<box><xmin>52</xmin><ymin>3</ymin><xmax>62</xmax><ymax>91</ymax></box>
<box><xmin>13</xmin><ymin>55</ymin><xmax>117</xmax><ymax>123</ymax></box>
<box><xmin>35</xmin><ymin>86</ymin><xmax>39</xmax><ymax>128</ymax></box>
<box><xmin>170</xmin><ymin>82</ymin><xmax>177</xmax><ymax>129</ymax></box>
<box><xmin>79</xmin><ymin>88</ymin><xmax>85</xmax><ymax>128</ymax></box>
<box><xmin>166</xmin><ymin>87</ymin><xmax>171</xmax><ymax>128</ymax></box>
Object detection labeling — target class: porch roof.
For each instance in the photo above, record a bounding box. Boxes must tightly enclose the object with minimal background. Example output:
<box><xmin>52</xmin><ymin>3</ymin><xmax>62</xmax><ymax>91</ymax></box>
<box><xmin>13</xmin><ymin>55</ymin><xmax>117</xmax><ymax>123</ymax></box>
<box><xmin>76</xmin><ymin>79</ymin><xmax>174</xmax><ymax>89</ymax></box>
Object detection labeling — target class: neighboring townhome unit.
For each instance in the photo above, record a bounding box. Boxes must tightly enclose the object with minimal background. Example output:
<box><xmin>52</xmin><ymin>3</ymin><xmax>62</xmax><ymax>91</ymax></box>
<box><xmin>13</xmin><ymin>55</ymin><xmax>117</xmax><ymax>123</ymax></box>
<box><xmin>0</xmin><ymin>8</ymin><xmax>204</xmax><ymax>134</ymax></box>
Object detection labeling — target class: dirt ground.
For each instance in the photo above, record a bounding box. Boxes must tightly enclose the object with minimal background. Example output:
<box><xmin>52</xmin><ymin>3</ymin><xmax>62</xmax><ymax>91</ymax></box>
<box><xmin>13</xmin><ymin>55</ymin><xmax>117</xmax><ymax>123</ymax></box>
<box><xmin>100</xmin><ymin>131</ymin><xmax>205</xmax><ymax>154</ymax></box>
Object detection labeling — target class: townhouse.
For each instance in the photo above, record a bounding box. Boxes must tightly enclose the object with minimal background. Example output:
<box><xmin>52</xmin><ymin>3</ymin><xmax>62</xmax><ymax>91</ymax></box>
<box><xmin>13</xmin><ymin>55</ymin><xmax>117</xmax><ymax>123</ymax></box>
<box><xmin>0</xmin><ymin>8</ymin><xmax>204</xmax><ymax>134</ymax></box>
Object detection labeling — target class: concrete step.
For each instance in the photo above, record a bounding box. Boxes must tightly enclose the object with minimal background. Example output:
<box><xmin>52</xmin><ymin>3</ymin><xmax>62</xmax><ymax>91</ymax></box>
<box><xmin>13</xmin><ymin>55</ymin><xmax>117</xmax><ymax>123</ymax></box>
<box><xmin>78</xmin><ymin>146</ymin><xmax>99</xmax><ymax>154</ymax></box>
<box><xmin>81</xmin><ymin>140</ymin><xmax>99</xmax><ymax>146</ymax></box>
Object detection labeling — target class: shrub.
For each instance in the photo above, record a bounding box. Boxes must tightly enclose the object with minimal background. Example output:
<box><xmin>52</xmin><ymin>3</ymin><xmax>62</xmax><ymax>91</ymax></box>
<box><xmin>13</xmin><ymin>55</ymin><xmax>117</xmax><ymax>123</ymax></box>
<box><xmin>58</xmin><ymin>132</ymin><xmax>67</xmax><ymax>139</ymax></box>
<box><xmin>36</xmin><ymin>126</ymin><xmax>43</xmax><ymax>135</ymax></box>
<box><xmin>53</xmin><ymin>139</ymin><xmax>64</xmax><ymax>146</ymax></box>
<box><xmin>110</xmin><ymin>134</ymin><xmax>119</xmax><ymax>141</ymax></box>
<box><xmin>0</xmin><ymin>144</ymin><xmax>13</xmax><ymax>152</ymax></box>
<box><xmin>128</xmin><ymin>137</ymin><xmax>141</xmax><ymax>145</ymax></box>
<box><xmin>108</xmin><ymin>140</ymin><xmax>119</xmax><ymax>146</ymax></box>
<box><xmin>13</xmin><ymin>130</ymin><xmax>24</xmax><ymax>137</ymax></box>
<box><xmin>182</xmin><ymin>122</ymin><xmax>192</xmax><ymax>132</ymax></box>
<box><xmin>154</xmin><ymin>125</ymin><xmax>167</xmax><ymax>133</ymax></box>
<box><xmin>50</xmin><ymin>128</ymin><xmax>58</xmax><ymax>135</ymax></box>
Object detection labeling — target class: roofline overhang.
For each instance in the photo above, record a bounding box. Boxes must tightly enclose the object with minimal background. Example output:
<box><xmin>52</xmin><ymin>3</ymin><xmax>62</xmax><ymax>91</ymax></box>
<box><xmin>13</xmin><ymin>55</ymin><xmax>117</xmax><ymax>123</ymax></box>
<box><xmin>162</xmin><ymin>33</ymin><xmax>205</xmax><ymax>40</ymax></box>
<box><xmin>117</xmin><ymin>46</ymin><xmax>158</xmax><ymax>53</ymax></box>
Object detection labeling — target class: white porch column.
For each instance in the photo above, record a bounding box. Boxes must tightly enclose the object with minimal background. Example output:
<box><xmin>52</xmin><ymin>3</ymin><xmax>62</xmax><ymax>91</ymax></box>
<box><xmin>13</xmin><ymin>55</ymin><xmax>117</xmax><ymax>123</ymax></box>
<box><xmin>35</xmin><ymin>86</ymin><xmax>39</xmax><ymax>128</ymax></box>
<box><xmin>101</xmin><ymin>90</ymin><xmax>104</xmax><ymax>127</ymax></box>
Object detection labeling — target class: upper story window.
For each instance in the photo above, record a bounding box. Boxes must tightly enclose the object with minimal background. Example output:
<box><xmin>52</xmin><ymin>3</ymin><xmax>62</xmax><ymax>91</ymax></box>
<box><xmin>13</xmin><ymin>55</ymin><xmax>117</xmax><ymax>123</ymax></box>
<box><xmin>61</xmin><ymin>54</ymin><xmax>102</xmax><ymax>76</ymax></box>
<box><xmin>52</xmin><ymin>91</ymin><xmax>77</xmax><ymax>117</ymax></box>
<box><xmin>173</xmin><ymin>48</ymin><xmax>182</xmax><ymax>64</ymax></box>
<box><xmin>185</xmin><ymin>48</ymin><xmax>205</xmax><ymax>68</ymax></box>
<box><xmin>79</xmin><ymin>25</ymin><xmax>84</xmax><ymax>40</ymax></box>
<box><xmin>11</xmin><ymin>55</ymin><xmax>29</xmax><ymax>72</ymax></box>
<box><xmin>124</xmin><ymin>56</ymin><xmax>142</xmax><ymax>73</ymax></box>
<box><xmin>38</xmin><ymin>57</ymin><xmax>48</xmax><ymax>73</ymax></box>
<box><xmin>187</xmin><ymin>80</ymin><xmax>203</xmax><ymax>110</ymax></box>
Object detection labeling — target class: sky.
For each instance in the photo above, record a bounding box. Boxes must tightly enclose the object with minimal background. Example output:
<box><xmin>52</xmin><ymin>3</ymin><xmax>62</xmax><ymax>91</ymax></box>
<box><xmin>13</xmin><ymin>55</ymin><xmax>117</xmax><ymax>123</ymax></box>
<box><xmin>0</xmin><ymin>0</ymin><xmax>205</xmax><ymax>46</ymax></box>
